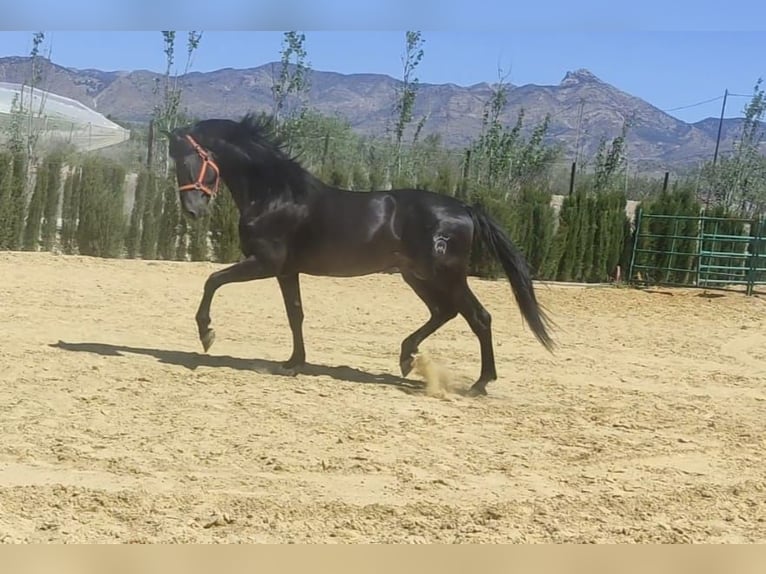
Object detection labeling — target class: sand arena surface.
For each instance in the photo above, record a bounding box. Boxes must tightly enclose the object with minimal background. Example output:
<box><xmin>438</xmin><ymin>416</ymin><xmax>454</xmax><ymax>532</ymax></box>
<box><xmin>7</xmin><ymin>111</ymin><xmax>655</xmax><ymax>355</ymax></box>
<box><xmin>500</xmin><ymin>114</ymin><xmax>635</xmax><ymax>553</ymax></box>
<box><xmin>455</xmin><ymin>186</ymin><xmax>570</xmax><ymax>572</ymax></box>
<box><xmin>0</xmin><ymin>251</ymin><xmax>764</xmax><ymax>543</ymax></box>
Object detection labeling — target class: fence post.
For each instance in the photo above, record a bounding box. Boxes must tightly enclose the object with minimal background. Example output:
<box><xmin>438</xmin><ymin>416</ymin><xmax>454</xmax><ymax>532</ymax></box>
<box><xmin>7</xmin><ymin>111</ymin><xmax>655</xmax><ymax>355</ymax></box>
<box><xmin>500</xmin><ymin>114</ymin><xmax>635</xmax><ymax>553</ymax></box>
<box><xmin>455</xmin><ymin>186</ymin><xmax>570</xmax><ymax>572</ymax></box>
<box><xmin>746</xmin><ymin>216</ymin><xmax>764</xmax><ymax>296</ymax></box>
<box><xmin>568</xmin><ymin>161</ymin><xmax>576</xmax><ymax>196</ymax></box>
<box><xmin>628</xmin><ymin>206</ymin><xmax>642</xmax><ymax>284</ymax></box>
<box><xmin>696</xmin><ymin>214</ymin><xmax>705</xmax><ymax>288</ymax></box>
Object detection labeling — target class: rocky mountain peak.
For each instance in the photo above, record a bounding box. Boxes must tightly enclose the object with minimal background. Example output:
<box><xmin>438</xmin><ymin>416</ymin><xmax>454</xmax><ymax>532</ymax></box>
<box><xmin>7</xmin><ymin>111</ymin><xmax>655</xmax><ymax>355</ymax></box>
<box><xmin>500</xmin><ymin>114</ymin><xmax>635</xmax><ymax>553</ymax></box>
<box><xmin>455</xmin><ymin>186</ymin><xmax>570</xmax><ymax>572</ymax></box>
<box><xmin>560</xmin><ymin>68</ymin><xmax>603</xmax><ymax>87</ymax></box>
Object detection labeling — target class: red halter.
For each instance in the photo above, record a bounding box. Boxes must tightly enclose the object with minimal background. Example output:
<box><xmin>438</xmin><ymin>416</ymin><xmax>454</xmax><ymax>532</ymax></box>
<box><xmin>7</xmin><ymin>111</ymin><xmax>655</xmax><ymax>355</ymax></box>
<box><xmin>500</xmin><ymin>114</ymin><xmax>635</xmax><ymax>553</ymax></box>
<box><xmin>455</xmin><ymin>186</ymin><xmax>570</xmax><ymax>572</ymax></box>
<box><xmin>177</xmin><ymin>134</ymin><xmax>220</xmax><ymax>197</ymax></box>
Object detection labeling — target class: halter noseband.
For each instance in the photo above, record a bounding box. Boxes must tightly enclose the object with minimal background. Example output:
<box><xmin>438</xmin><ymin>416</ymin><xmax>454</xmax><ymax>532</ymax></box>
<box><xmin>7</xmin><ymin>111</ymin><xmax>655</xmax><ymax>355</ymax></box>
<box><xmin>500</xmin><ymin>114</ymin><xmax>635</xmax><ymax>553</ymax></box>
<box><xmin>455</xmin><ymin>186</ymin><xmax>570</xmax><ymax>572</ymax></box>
<box><xmin>177</xmin><ymin>134</ymin><xmax>220</xmax><ymax>197</ymax></box>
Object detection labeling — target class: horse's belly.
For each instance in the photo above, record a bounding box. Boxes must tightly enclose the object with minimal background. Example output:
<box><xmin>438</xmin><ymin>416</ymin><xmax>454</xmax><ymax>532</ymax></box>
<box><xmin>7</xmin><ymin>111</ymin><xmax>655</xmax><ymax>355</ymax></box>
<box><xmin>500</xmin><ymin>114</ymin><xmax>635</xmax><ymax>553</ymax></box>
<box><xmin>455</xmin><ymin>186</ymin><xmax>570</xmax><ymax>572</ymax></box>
<box><xmin>299</xmin><ymin>247</ymin><xmax>402</xmax><ymax>277</ymax></box>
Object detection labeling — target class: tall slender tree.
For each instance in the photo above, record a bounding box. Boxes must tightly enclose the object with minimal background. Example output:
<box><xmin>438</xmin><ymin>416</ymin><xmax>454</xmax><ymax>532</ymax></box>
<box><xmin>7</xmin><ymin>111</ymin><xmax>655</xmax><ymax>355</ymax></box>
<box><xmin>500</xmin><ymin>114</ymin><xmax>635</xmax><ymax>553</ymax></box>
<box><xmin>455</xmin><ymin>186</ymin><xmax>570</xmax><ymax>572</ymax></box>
<box><xmin>271</xmin><ymin>31</ymin><xmax>312</xmax><ymax>132</ymax></box>
<box><xmin>142</xmin><ymin>30</ymin><xmax>203</xmax><ymax>259</ymax></box>
<box><xmin>391</xmin><ymin>30</ymin><xmax>425</xmax><ymax>183</ymax></box>
<box><xmin>1</xmin><ymin>32</ymin><xmax>51</xmax><ymax>250</ymax></box>
<box><xmin>703</xmin><ymin>78</ymin><xmax>766</xmax><ymax>215</ymax></box>
<box><xmin>40</xmin><ymin>152</ymin><xmax>63</xmax><ymax>251</ymax></box>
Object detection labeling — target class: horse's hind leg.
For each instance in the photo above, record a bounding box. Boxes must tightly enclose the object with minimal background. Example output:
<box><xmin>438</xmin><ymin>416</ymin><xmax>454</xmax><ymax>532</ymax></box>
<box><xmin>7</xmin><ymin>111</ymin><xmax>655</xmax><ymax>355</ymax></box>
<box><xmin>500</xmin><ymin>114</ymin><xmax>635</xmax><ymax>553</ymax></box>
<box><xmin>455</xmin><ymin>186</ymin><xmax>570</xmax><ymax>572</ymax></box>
<box><xmin>456</xmin><ymin>282</ymin><xmax>497</xmax><ymax>396</ymax></box>
<box><xmin>277</xmin><ymin>273</ymin><xmax>306</xmax><ymax>373</ymax></box>
<box><xmin>399</xmin><ymin>271</ymin><xmax>457</xmax><ymax>377</ymax></box>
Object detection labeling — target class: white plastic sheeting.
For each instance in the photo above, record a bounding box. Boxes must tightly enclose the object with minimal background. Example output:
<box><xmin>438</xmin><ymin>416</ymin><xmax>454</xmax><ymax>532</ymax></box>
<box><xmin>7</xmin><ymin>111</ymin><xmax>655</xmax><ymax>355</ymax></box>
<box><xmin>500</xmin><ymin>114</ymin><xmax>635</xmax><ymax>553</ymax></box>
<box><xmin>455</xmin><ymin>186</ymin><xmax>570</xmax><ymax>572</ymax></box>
<box><xmin>0</xmin><ymin>82</ymin><xmax>129</xmax><ymax>152</ymax></box>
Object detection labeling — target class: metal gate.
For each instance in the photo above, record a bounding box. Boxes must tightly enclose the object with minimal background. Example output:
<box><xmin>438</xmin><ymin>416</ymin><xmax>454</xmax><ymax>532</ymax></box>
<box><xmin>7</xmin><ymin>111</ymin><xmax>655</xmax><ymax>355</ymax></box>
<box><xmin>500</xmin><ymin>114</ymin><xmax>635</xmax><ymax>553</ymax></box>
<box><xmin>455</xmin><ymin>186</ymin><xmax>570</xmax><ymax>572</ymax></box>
<box><xmin>628</xmin><ymin>209</ymin><xmax>766</xmax><ymax>295</ymax></box>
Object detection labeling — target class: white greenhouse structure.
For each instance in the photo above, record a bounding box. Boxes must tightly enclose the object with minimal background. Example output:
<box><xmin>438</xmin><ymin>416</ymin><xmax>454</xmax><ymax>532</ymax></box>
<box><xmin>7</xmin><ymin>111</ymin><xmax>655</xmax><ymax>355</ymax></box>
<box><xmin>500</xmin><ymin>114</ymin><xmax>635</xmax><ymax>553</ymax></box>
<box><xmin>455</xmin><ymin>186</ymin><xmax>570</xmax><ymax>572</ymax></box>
<box><xmin>0</xmin><ymin>81</ymin><xmax>129</xmax><ymax>152</ymax></box>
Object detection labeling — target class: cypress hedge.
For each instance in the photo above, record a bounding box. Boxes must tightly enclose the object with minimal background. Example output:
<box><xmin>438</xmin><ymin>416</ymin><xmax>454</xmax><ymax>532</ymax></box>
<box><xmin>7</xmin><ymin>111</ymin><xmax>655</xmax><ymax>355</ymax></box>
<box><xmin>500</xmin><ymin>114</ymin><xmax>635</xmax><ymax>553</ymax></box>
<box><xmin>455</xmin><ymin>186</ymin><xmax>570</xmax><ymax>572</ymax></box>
<box><xmin>209</xmin><ymin>183</ymin><xmax>241</xmax><ymax>263</ymax></box>
<box><xmin>2</xmin><ymin>147</ymin><xmax>761</xmax><ymax>295</ymax></box>
<box><xmin>40</xmin><ymin>154</ymin><xmax>63</xmax><ymax>252</ymax></box>
<box><xmin>631</xmin><ymin>185</ymin><xmax>701</xmax><ymax>285</ymax></box>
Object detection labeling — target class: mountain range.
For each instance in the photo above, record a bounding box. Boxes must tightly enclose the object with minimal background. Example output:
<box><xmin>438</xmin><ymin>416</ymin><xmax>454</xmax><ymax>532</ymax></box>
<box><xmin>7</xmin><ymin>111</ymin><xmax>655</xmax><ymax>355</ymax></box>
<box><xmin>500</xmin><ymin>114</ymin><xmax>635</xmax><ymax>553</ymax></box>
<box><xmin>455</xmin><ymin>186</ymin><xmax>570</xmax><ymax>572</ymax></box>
<box><xmin>0</xmin><ymin>56</ymin><xmax>757</xmax><ymax>172</ymax></box>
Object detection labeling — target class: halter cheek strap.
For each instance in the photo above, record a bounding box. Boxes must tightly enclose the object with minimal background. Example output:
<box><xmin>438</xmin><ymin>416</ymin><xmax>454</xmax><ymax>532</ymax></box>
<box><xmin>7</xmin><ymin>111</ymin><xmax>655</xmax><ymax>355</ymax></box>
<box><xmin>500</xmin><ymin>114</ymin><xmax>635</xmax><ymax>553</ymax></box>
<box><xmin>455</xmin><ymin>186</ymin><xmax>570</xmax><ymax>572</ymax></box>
<box><xmin>177</xmin><ymin>134</ymin><xmax>221</xmax><ymax>197</ymax></box>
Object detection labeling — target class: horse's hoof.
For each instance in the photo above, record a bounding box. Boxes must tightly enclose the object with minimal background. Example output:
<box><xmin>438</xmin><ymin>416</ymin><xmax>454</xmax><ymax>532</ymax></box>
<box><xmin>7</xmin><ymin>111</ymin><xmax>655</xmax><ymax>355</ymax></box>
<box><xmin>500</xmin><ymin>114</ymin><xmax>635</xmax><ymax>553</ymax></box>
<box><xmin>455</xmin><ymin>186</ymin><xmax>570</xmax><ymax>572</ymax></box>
<box><xmin>200</xmin><ymin>329</ymin><xmax>216</xmax><ymax>353</ymax></box>
<box><xmin>276</xmin><ymin>364</ymin><xmax>300</xmax><ymax>377</ymax></box>
<box><xmin>466</xmin><ymin>383</ymin><xmax>488</xmax><ymax>397</ymax></box>
<box><xmin>400</xmin><ymin>356</ymin><xmax>414</xmax><ymax>378</ymax></box>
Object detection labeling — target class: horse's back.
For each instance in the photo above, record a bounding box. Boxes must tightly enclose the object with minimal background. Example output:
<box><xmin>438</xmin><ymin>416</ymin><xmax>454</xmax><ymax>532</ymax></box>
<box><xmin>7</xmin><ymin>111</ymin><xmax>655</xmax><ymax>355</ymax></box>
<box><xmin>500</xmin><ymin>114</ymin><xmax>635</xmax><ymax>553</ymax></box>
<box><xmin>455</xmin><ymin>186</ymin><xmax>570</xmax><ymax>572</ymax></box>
<box><xmin>317</xmin><ymin>187</ymin><xmax>472</xmax><ymax>243</ymax></box>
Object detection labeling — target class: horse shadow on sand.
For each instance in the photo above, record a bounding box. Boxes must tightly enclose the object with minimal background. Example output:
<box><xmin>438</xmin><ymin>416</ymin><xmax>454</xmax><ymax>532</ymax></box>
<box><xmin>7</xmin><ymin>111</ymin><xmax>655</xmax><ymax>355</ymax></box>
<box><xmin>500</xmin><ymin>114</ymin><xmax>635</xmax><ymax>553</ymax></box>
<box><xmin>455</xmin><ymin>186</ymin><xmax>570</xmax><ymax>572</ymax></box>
<box><xmin>50</xmin><ymin>340</ymin><xmax>433</xmax><ymax>394</ymax></box>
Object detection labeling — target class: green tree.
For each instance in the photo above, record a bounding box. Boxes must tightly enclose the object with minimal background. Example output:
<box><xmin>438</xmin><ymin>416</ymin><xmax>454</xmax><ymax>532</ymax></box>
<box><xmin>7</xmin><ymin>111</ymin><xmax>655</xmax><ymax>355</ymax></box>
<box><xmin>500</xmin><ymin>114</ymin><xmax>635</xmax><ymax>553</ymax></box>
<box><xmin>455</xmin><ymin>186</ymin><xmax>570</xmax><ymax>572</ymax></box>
<box><xmin>22</xmin><ymin>161</ymin><xmax>49</xmax><ymax>250</ymax></box>
<box><xmin>140</xmin><ymin>172</ymin><xmax>163</xmax><ymax>260</ymax></box>
<box><xmin>593</xmin><ymin>121</ymin><xmax>629</xmax><ymax>192</ymax></box>
<box><xmin>40</xmin><ymin>153</ymin><xmax>63</xmax><ymax>251</ymax></box>
<box><xmin>508</xmin><ymin>185</ymin><xmax>556</xmax><ymax>277</ymax></box>
<box><xmin>632</xmin><ymin>183</ymin><xmax>701</xmax><ymax>285</ymax></box>
<box><xmin>126</xmin><ymin>169</ymin><xmax>147</xmax><ymax>258</ymax></box>
<box><xmin>209</xmin><ymin>184</ymin><xmax>240</xmax><ymax>263</ymax></box>
<box><xmin>0</xmin><ymin>34</ymin><xmax>50</xmax><ymax>251</ymax></box>
<box><xmin>3</xmin><ymin>33</ymin><xmax>49</xmax><ymax>166</ymax></box>
<box><xmin>75</xmin><ymin>157</ymin><xmax>127</xmax><ymax>258</ymax></box>
<box><xmin>175</xmin><ymin>215</ymin><xmax>189</xmax><ymax>261</ymax></box>
<box><xmin>271</xmin><ymin>31</ymin><xmax>312</xmax><ymax>132</ymax></box>
<box><xmin>149</xmin><ymin>31</ymin><xmax>202</xmax><ymax>258</ymax></box>
<box><xmin>0</xmin><ymin>152</ymin><xmax>15</xmax><ymax>249</ymax></box>
<box><xmin>391</xmin><ymin>30</ymin><xmax>425</xmax><ymax>184</ymax></box>
<box><xmin>188</xmin><ymin>217</ymin><xmax>210</xmax><ymax>261</ymax></box>
<box><xmin>151</xmin><ymin>31</ymin><xmax>202</xmax><ymax>173</ymax></box>
<box><xmin>472</xmin><ymin>70</ymin><xmax>514</xmax><ymax>190</ymax></box>
<box><xmin>59</xmin><ymin>165</ymin><xmax>79</xmax><ymax>254</ymax></box>
<box><xmin>466</xmin><ymin>69</ymin><xmax>560</xmax><ymax>199</ymax></box>
<box><xmin>4</xmin><ymin>151</ymin><xmax>28</xmax><ymax>250</ymax></box>
<box><xmin>157</xmin><ymin>175</ymin><xmax>181</xmax><ymax>260</ymax></box>
<box><xmin>703</xmin><ymin>78</ymin><xmax>766</xmax><ymax>216</ymax></box>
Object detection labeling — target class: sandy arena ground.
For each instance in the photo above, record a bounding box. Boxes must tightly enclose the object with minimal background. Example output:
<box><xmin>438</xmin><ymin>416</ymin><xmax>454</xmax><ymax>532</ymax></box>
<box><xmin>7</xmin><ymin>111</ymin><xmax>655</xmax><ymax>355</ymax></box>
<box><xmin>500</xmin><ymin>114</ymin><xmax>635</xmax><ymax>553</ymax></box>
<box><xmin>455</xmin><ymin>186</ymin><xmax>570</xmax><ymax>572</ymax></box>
<box><xmin>0</xmin><ymin>251</ymin><xmax>764</xmax><ymax>543</ymax></box>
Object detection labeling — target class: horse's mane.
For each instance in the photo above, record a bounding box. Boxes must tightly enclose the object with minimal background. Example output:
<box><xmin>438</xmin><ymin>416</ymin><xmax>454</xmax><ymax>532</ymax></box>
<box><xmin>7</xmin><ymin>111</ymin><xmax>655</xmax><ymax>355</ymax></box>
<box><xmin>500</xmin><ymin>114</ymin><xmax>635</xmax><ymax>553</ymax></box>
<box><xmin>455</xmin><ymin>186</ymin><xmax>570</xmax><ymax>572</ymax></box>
<box><xmin>191</xmin><ymin>113</ymin><xmax>291</xmax><ymax>164</ymax></box>
<box><xmin>235</xmin><ymin>113</ymin><xmax>292</xmax><ymax>160</ymax></box>
<box><xmin>190</xmin><ymin>112</ymin><xmax>317</xmax><ymax>200</ymax></box>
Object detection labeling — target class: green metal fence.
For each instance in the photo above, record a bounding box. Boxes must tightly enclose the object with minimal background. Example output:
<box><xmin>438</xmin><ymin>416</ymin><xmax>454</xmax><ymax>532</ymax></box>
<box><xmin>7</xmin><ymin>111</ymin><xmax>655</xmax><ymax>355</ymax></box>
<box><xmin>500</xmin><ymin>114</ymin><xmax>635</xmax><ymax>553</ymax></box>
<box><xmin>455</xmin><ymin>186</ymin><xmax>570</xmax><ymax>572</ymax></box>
<box><xmin>628</xmin><ymin>209</ymin><xmax>766</xmax><ymax>295</ymax></box>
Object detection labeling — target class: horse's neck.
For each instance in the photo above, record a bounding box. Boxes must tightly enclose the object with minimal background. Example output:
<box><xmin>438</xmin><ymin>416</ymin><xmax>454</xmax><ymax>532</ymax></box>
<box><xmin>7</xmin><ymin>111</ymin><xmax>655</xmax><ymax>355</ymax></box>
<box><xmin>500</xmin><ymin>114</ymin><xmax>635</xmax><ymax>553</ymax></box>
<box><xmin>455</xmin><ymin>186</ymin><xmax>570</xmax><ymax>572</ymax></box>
<box><xmin>222</xmin><ymin>162</ymin><xmax>321</xmax><ymax>214</ymax></box>
<box><xmin>220</xmin><ymin>174</ymin><xmax>250</xmax><ymax>214</ymax></box>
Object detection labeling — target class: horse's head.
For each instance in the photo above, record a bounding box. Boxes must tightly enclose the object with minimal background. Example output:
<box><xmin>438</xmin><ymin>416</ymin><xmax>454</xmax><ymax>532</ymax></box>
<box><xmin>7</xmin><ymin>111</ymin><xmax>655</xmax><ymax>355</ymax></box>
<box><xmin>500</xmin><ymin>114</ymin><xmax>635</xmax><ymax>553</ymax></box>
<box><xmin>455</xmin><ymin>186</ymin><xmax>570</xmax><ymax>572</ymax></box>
<box><xmin>164</xmin><ymin>128</ymin><xmax>221</xmax><ymax>218</ymax></box>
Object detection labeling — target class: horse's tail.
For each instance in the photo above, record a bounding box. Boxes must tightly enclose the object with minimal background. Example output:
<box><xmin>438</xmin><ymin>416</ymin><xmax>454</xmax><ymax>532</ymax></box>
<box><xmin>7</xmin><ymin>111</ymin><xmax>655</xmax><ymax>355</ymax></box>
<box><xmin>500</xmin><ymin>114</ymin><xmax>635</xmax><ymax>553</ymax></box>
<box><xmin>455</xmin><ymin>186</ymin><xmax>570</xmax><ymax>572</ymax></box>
<box><xmin>467</xmin><ymin>203</ymin><xmax>555</xmax><ymax>352</ymax></box>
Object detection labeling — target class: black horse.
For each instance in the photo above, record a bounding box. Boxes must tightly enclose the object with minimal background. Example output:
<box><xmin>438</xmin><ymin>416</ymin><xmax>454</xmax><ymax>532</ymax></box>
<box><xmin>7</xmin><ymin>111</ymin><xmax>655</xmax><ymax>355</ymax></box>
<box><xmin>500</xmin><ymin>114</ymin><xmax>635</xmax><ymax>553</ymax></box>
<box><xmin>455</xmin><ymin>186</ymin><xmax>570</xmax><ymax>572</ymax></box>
<box><xmin>164</xmin><ymin>113</ymin><xmax>554</xmax><ymax>396</ymax></box>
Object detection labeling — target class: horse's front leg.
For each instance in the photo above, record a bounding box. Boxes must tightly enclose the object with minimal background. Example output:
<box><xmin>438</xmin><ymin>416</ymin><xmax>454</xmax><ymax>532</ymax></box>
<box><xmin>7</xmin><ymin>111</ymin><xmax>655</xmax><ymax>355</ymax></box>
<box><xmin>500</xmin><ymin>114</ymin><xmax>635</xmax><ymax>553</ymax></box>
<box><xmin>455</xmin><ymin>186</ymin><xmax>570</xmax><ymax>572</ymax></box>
<box><xmin>196</xmin><ymin>255</ymin><xmax>276</xmax><ymax>352</ymax></box>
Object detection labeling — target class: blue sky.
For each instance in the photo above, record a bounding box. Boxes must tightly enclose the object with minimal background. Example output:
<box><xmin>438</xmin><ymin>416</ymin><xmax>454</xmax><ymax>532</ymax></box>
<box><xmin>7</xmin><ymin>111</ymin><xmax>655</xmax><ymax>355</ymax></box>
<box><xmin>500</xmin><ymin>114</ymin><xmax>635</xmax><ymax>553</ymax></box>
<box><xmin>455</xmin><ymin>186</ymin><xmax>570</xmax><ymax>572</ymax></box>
<box><xmin>1</xmin><ymin>1</ymin><xmax>764</xmax><ymax>124</ymax></box>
